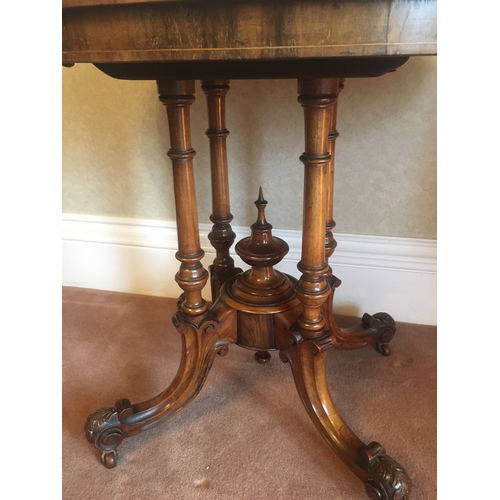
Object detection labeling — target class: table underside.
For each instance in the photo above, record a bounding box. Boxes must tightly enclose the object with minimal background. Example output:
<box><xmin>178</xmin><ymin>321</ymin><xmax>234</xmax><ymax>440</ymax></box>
<box><xmin>91</xmin><ymin>55</ymin><xmax>410</xmax><ymax>80</ymax></box>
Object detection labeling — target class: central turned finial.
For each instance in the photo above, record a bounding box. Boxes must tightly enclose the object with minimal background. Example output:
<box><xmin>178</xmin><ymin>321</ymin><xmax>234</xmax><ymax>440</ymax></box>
<box><xmin>235</xmin><ymin>188</ymin><xmax>289</xmax><ymax>268</ymax></box>
<box><xmin>220</xmin><ymin>188</ymin><xmax>301</xmax><ymax>353</ymax></box>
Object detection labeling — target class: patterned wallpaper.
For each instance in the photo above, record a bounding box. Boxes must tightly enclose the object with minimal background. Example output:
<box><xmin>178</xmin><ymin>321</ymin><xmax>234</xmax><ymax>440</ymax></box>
<box><xmin>62</xmin><ymin>56</ymin><xmax>436</xmax><ymax>239</ymax></box>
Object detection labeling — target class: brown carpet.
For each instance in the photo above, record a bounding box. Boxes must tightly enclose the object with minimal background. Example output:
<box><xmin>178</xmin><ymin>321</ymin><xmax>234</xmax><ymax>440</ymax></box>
<box><xmin>62</xmin><ymin>287</ymin><xmax>436</xmax><ymax>499</ymax></box>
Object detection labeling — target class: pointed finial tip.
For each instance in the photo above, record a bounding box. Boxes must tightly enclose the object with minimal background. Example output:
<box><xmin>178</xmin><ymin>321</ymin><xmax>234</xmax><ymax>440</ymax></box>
<box><xmin>256</xmin><ymin>186</ymin><xmax>267</xmax><ymax>205</ymax></box>
<box><xmin>254</xmin><ymin>187</ymin><xmax>268</xmax><ymax>225</ymax></box>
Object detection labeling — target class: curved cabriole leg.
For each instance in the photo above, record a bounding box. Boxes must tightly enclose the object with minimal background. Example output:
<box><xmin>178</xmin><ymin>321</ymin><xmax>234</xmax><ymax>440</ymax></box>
<box><xmin>321</xmin><ymin>278</ymin><xmax>397</xmax><ymax>356</ymax></box>
<box><xmin>292</xmin><ymin>77</ymin><xmax>410</xmax><ymax>497</ymax></box>
<box><xmin>85</xmin><ymin>304</ymin><xmax>237</xmax><ymax>468</ymax></box>
<box><xmin>85</xmin><ymin>79</ymin><xmax>238</xmax><ymax>467</ymax></box>
<box><xmin>276</xmin><ymin>329</ymin><xmax>412</xmax><ymax>499</ymax></box>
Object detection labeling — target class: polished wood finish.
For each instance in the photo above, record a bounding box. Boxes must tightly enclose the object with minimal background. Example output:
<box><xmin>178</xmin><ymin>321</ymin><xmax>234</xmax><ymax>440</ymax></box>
<box><xmin>324</xmin><ymin>78</ymin><xmax>343</xmax><ymax>268</ymax></box>
<box><xmin>219</xmin><ymin>189</ymin><xmax>301</xmax><ymax>350</ymax></box>
<box><xmin>275</xmin><ymin>329</ymin><xmax>411</xmax><ymax>499</ymax></box>
<box><xmin>80</xmin><ymin>80</ymin><xmax>409</xmax><ymax>495</ymax></box>
<box><xmin>62</xmin><ymin>0</ymin><xmax>436</xmax><ymax>64</ymax></box>
<box><xmin>83</xmin><ymin>79</ymin><xmax>407</xmax><ymax>496</ymax></box>
<box><xmin>201</xmin><ymin>79</ymin><xmax>241</xmax><ymax>301</ymax></box>
<box><xmin>65</xmin><ymin>2</ymin><xmax>436</xmax><ymax>497</ymax></box>
<box><xmin>254</xmin><ymin>350</ymin><xmax>271</xmax><ymax>364</ymax></box>
<box><xmin>63</xmin><ymin>0</ymin><xmax>171</xmax><ymax>7</ymax></box>
<box><xmin>157</xmin><ymin>79</ymin><xmax>208</xmax><ymax>321</ymax></box>
<box><xmin>86</xmin><ymin>79</ymin><xmax>239</xmax><ymax>468</ymax></box>
<box><xmin>295</xmin><ymin>78</ymin><xmax>338</xmax><ymax>340</ymax></box>
<box><xmin>85</xmin><ymin>299</ymin><xmax>237</xmax><ymax>468</ymax></box>
<box><xmin>93</xmin><ymin>57</ymin><xmax>411</xmax><ymax>81</ymax></box>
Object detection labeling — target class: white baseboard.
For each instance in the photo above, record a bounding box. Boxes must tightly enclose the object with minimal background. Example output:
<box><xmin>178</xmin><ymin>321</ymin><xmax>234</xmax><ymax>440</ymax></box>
<box><xmin>62</xmin><ymin>214</ymin><xmax>437</xmax><ymax>325</ymax></box>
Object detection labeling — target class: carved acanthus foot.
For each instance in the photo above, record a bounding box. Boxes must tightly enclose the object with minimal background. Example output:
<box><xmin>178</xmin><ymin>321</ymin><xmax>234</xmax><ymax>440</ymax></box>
<box><xmin>368</xmin><ymin>312</ymin><xmax>396</xmax><ymax>356</ymax></box>
<box><xmin>84</xmin><ymin>305</ymin><xmax>236</xmax><ymax>467</ymax></box>
<box><xmin>363</xmin><ymin>442</ymin><xmax>412</xmax><ymax>500</ymax></box>
<box><xmin>84</xmin><ymin>406</ymin><xmax>123</xmax><ymax>469</ymax></box>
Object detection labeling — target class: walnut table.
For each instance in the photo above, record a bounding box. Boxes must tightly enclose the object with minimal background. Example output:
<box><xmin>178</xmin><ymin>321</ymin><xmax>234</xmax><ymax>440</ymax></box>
<box><xmin>63</xmin><ymin>1</ymin><xmax>437</xmax><ymax>498</ymax></box>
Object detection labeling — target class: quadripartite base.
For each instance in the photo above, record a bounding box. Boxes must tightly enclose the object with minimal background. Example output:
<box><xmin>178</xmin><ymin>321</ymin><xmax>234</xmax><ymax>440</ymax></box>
<box><xmin>84</xmin><ymin>268</ymin><xmax>410</xmax><ymax>498</ymax></box>
<box><xmin>82</xmin><ymin>73</ymin><xmax>411</xmax><ymax>498</ymax></box>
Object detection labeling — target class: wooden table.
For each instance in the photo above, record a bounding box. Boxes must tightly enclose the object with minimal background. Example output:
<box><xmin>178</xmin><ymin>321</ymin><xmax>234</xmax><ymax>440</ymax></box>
<box><xmin>63</xmin><ymin>1</ymin><xmax>436</xmax><ymax>498</ymax></box>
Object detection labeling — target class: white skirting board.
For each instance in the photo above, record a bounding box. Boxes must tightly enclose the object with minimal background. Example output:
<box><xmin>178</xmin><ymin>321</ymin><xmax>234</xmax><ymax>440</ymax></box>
<box><xmin>62</xmin><ymin>214</ymin><xmax>437</xmax><ymax>325</ymax></box>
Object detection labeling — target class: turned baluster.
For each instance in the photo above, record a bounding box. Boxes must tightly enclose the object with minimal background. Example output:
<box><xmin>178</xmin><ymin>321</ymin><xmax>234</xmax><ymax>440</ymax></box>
<box><xmin>201</xmin><ymin>79</ymin><xmax>240</xmax><ymax>301</ymax></box>
<box><xmin>321</xmin><ymin>79</ymin><xmax>343</xmax><ymax>330</ymax></box>
<box><xmin>324</xmin><ymin>78</ymin><xmax>344</xmax><ymax>278</ymax></box>
<box><xmin>295</xmin><ymin>79</ymin><xmax>338</xmax><ymax>340</ymax></box>
<box><xmin>158</xmin><ymin>79</ymin><xmax>208</xmax><ymax>321</ymax></box>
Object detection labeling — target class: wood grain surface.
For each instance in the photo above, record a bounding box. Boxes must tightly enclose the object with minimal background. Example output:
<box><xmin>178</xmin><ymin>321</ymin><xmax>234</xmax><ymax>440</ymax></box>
<box><xmin>62</xmin><ymin>0</ymin><xmax>436</xmax><ymax>64</ymax></box>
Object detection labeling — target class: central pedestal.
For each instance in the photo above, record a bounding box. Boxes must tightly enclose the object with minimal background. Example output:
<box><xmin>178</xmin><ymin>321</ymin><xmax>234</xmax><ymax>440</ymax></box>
<box><xmin>218</xmin><ymin>189</ymin><xmax>301</xmax><ymax>351</ymax></box>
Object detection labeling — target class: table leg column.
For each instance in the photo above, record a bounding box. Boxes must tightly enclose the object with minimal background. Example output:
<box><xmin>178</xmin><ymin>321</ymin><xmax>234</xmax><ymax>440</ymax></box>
<box><xmin>84</xmin><ymin>83</ymin><xmax>240</xmax><ymax>470</ymax></box>
<box><xmin>295</xmin><ymin>78</ymin><xmax>337</xmax><ymax>340</ymax></box>
<box><xmin>275</xmin><ymin>78</ymin><xmax>412</xmax><ymax>499</ymax></box>
<box><xmin>157</xmin><ymin>79</ymin><xmax>208</xmax><ymax>321</ymax></box>
<box><xmin>201</xmin><ymin>79</ymin><xmax>241</xmax><ymax>302</ymax></box>
<box><xmin>322</xmin><ymin>78</ymin><xmax>344</xmax><ymax>330</ymax></box>
<box><xmin>324</xmin><ymin>78</ymin><xmax>344</xmax><ymax>275</ymax></box>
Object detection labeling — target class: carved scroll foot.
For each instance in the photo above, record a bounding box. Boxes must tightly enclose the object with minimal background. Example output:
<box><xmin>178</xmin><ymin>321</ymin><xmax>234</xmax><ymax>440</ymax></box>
<box><xmin>369</xmin><ymin>312</ymin><xmax>396</xmax><ymax>356</ymax></box>
<box><xmin>85</xmin><ymin>406</ymin><xmax>123</xmax><ymax>468</ymax></box>
<box><xmin>362</xmin><ymin>442</ymin><xmax>412</xmax><ymax>500</ymax></box>
<box><xmin>276</xmin><ymin>328</ymin><xmax>411</xmax><ymax>499</ymax></box>
<box><xmin>85</xmin><ymin>305</ymin><xmax>236</xmax><ymax>467</ymax></box>
<box><xmin>321</xmin><ymin>280</ymin><xmax>397</xmax><ymax>355</ymax></box>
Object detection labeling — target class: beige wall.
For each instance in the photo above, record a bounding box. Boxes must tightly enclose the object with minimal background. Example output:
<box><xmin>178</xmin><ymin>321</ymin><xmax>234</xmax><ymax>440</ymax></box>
<box><xmin>63</xmin><ymin>56</ymin><xmax>436</xmax><ymax>239</ymax></box>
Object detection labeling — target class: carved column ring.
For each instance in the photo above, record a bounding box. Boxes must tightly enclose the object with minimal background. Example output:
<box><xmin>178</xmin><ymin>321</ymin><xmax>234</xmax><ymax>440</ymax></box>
<box><xmin>175</xmin><ymin>249</ymin><xmax>205</xmax><ymax>263</ymax></box>
<box><xmin>299</xmin><ymin>153</ymin><xmax>331</xmax><ymax>165</ymax></box>
<box><xmin>205</xmin><ymin>129</ymin><xmax>229</xmax><ymax>139</ymax></box>
<box><xmin>175</xmin><ymin>275</ymin><xmax>209</xmax><ymax>295</ymax></box>
<box><xmin>209</xmin><ymin>213</ymin><xmax>233</xmax><ymax>224</ymax></box>
<box><xmin>201</xmin><ymin>79</ymin><xmax>230</xmax><ymax>90</ymax></box>
<box><xmin>167</xmin><ymin>148</ymin><xmax>196</xmax><ymax>161</ymax></box>
<box><xmin>208</xmin><ymin>233</ymin><xmax>236</xmax><ymax>249</ymax></box>
<box><xmin>297</xmin><ymin>96</ymin><xmax>338</xmax><ymax>109</ymax></box>
<box><xmin>296</xmin><ymin>261</ymin><xmax>330</xmax><ymax>276</ymax></box>
<box><xmin>158</xmin><ymin>96</ymin><xmax>195</xmax><ymax>109</ymax></box>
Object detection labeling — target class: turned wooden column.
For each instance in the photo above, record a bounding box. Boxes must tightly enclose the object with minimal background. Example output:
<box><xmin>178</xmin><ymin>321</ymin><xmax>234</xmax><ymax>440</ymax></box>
<box><xmin>201</xmin><ymin>79</ymin><xmax>239</xmax><ymax>301</ymax></box>
<box><xmin>296</xmin><ymin>79</ymin><xmax>338</xmax><ymax>340</ymax></box>
<box><xmin>324</xmin><ymin>78</ymin><xmax>344</xmax><ymax>274</ymax></box>
<box><xmin>157</xmin><ymin>79</ymin><xmax>208</xmax><ymax>321</ymax></box>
